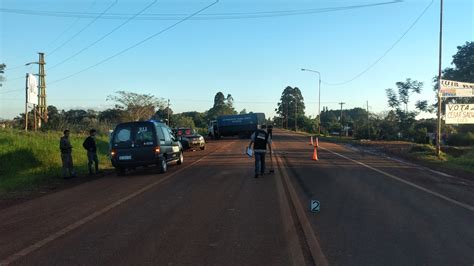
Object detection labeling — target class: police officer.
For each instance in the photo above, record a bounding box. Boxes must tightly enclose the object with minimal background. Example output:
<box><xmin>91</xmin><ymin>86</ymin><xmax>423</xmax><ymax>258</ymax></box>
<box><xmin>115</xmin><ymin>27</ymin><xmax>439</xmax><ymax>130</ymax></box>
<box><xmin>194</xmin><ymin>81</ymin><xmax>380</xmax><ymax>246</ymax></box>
<box><xmin>248</xmin><ymin>125</ymin><xmax>272</xmax><ymax>178</ymax></box>
<box><xmin>83</xmin><ymin>129</ymin><xmax>99</xmax><ymax>175</ymax></box>
<box><xmin>60</xmin><ymin>129</ymin><xmax>76</xmax><ymax>178</ymax></box>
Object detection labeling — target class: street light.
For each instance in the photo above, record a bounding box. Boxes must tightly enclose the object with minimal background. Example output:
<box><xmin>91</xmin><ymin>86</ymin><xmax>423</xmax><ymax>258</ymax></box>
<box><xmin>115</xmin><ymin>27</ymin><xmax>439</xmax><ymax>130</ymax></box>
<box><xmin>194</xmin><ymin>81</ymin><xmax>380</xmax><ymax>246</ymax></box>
<box><xmin>301</xmin><ymin>68</ymin><xmax>322</xmax><ymax>135</ymax></box>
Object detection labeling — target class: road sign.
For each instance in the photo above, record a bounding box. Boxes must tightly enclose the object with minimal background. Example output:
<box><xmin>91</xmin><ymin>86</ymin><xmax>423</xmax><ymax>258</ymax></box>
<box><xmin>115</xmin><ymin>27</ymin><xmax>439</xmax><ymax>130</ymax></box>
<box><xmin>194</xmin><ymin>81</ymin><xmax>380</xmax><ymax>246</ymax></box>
<box><xmin>446</xmin><ymin>104</ymin><xmax>474</xmax><ymax>124</ymax></box>
<box><xmin>310</xmin><ymin>200</ymin><xmax>320</xmax><ymax>213</ymax></box>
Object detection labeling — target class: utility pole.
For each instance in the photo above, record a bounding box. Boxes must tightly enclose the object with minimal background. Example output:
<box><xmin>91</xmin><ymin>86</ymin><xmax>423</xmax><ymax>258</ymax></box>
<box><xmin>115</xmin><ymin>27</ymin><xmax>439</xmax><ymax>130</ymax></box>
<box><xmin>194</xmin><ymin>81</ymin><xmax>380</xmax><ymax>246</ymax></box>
<box><xmin>295</xmin><ymin>99</ymin><xmax>298</xmax><ymax>131</ymax></box>
<box><xmin>436</xmin><ymin>0</ymin><xmax>444</xmax><ymax>157</ymax></box>
<box><xmin>167</xmin><ymin>99</ymin><xmax>170</xmax><ymax>126</ymax></box>
<box><xmin>367</xmin><ymin>101</ymin><xmax>370</xmax><ymax>138</ymax></box>
<box><xmin>37</xmin><ymin>52</ymin><xmax>47</xmax><ymax>127</ymax></box>
<box><xmin>286</xmin><ymin>102</ymin><xmax>289</xmax><ymax>129</ymax></box>
<box><xmin>24</xmin><ymin>73</ymin><xmax>28</xmax><ymax>132</ymax></box>
<box><xmin>339</xmin><ymin>102</ymin><xmax>345</xmax><ymax>136</ymax></box>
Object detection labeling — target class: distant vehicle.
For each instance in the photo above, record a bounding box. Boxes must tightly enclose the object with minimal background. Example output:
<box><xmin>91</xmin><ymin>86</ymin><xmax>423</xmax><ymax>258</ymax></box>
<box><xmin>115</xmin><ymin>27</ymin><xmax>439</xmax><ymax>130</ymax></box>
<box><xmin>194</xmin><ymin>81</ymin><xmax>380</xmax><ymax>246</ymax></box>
<box><xmin>210</xmin><ymin>113</ymin><xmax>266</xmax><ymax>139</ymax></box>
<box><xmin>176</xmin><ymin>128</ymin><xmax>206</xmax><ymax>151</ymax></box>
<box><xmin>110</xmin><ymin>120</ymin><xmax>183</xmax><ymax>175</ymax></box>
<box><xmin>208</xmin><ymin>120</ymin><xmax>217</xmax><ymax>138</ymax></box>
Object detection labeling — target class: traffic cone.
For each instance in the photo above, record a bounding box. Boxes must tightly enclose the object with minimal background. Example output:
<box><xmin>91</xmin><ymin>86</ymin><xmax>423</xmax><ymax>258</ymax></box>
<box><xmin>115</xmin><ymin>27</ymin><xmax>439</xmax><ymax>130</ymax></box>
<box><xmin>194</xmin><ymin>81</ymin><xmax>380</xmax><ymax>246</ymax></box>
<box><xmin>315</xmin><ymin>137</ymin><xmax>319</xmax><ymax>148</ymax></box>
<box><xmin>312</xmin><ymin>146</ymin><xmax>319</xmax><ymax>161</ymax></box>
<box><xmin>310</xmin><ymin>136</ymin><xmax>314</xmax><ymax>146</ymax></box>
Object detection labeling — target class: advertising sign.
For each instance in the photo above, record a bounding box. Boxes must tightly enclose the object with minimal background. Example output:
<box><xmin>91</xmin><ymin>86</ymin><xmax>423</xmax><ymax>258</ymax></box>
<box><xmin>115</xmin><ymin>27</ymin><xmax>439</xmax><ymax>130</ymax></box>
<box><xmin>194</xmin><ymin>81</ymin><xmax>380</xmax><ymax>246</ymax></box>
<box><xmin>27</xmin><ymin>73</ymin><xmax>38</xmax><ymax>105</ymax></box>
<box><xmin>445</xmin><ymin>104</ymin><xmax>474</xmax><ymax>124</ymax></box>
<box><xmin>440</xmin><ymin>79</ymin><xmax>474</xmax><ymax>98</ymax></box>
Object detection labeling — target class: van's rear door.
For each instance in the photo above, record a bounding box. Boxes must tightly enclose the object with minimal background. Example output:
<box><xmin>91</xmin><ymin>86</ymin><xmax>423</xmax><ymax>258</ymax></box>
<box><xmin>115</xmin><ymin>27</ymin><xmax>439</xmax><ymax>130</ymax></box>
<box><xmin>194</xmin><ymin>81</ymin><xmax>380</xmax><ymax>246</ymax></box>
<box><xmin>132</xmin><ymin>123</ymin><xmax>157</xmax><ymax>163</ymax></box>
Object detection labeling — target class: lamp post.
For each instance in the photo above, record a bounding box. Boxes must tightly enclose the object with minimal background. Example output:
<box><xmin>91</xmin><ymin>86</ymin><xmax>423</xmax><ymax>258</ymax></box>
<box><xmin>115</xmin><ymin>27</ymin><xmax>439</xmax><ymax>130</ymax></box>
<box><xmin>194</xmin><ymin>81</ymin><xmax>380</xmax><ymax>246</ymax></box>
<box><xmin>301</xmin><ymin>68</ymin><xmax>321</xmax><ymax>135</ymax></box>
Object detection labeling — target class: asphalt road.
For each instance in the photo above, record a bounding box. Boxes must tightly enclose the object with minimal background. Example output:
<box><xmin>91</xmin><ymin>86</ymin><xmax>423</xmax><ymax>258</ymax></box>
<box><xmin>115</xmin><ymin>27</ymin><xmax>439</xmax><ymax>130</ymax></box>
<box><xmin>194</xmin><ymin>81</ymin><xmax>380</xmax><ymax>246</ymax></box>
<box><xmin>1</xmin><ymin>129</ymin><xmax>473</xmax><ymax>265</ymax></box>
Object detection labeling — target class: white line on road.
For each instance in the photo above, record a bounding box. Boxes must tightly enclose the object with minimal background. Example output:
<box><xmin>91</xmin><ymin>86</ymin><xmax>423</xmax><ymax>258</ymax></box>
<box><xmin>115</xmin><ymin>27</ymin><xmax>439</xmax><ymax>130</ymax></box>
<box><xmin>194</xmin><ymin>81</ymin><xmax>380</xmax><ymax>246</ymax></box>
<box><xmin>320</xmin><ymin>146</ymin><xmax>474</xmax><ymax>213</ymax></box>
<box><xmin>0</xmin><ymin>141</ymin><xmax>236</xmax><ymax>266</ymax></box>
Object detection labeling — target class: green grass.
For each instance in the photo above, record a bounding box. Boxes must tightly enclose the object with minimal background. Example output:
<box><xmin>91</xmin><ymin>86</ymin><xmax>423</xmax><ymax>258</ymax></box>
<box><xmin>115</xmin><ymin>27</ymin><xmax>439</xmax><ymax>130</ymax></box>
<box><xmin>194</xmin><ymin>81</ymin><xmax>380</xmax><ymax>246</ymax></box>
<box><xmin>0</xmin><ymin>129</ymin><xmax>112</xmax><ymax>193</ymax></box>
<box><xmin>407</xmin><ymin>144</ymin><xmax>474</xmax><ymax>174</ymax></box>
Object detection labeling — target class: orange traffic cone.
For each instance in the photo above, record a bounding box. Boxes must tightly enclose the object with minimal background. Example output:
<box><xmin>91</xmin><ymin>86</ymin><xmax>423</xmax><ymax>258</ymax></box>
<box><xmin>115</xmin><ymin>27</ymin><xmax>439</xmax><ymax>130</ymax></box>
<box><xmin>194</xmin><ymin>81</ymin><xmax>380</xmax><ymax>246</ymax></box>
<box><xmin>315</xmin><ymin>137</ymin><xmax>319</xmax><ymax>148</ymax></box>
<box><xmin>310</xmin><ymin>136</ymin><xmax>314</xmax><ymax>146</ymax></box>
<box><xmin>312</xmin><ymin>146</ymin><xmax>319</xmax><ymax>161</ymax></box>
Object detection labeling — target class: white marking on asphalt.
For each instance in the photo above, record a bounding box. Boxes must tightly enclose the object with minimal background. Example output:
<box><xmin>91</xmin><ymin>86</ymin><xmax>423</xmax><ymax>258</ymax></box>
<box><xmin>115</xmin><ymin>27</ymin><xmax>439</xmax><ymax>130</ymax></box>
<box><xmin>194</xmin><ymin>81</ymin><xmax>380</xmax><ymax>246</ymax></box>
<box><xmin>320</xmin><ymin>146</ymin><xmax>474</xmax><ymax>213</ymax></box>
<box><xmin>0</xmin><ymin>141</ymin><xmax>236</xmax><ymax>266</ymax></box>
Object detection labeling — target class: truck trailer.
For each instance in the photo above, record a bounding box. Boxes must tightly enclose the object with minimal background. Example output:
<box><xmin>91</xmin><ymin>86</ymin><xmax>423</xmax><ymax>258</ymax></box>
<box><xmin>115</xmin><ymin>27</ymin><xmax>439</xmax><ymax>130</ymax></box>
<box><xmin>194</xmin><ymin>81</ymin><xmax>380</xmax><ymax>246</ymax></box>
<box><xmin>208</xmin><ymin>113</ymin><xmax>266</xmax><ymax>139</ymax></box>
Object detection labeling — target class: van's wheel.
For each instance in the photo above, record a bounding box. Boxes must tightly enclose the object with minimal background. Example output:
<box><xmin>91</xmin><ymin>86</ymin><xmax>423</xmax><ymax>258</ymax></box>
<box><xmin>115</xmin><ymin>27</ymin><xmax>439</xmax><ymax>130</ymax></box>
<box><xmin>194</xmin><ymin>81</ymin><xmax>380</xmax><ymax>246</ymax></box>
<box><xmin>177</xmin><ymin>152</ymin><xmax>184</xmax><ymax>165</ymax></box>
<box><xmin>158</xmin><ymin>159</ymin><xmax>167</xmax><ymax>173</ymax></box>
<box><xmin>200</xmin><ymin>146</ymin><xmax>205</xmax><ymax>150</ymax></box>
<box><xmin>115</xmin><ymin>167</ymin><xmax>125</xmax><ymax>176</ymax></box>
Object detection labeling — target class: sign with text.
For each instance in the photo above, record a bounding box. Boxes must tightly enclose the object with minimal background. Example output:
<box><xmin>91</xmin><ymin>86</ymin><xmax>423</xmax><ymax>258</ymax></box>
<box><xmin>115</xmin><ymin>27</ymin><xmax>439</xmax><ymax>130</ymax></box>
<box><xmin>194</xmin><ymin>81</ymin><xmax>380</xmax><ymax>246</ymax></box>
<box><xmin>446</xmin><ymin>104</ymin><xmax>474</xmax><ymax>124</ymax></box>
<box><xmin>440</xmin><ymin>79</ymin><xmax>474</xmax><ymax>98</ymax></box>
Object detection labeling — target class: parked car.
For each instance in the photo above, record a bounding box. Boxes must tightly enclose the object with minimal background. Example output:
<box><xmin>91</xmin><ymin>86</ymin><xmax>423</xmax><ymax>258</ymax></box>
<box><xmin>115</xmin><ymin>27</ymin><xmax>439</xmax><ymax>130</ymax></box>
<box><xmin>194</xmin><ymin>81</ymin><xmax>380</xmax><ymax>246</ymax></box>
<box><xmin>110</xmin><ymin>120</ymin><xmax>183</xmax><ymax>175</ymax></box>
<box><xmin>176</xmin><ymin>128</ymin><xmax>206</xmax><ymax>151</ymax></box>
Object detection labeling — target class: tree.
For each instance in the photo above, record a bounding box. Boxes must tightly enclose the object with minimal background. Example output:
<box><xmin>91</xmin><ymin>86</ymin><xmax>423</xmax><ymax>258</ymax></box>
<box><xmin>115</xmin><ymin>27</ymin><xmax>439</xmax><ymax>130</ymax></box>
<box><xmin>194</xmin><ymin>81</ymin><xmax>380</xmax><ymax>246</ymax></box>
<box><xmin>207</xmin><ymin>91</ymin><xmax>237</xmax><ymax>120</ymax></box>
<box><xmin>171</xmin><ymin>114</ymin><xmax>195</xmax><ymax>128</ymax></box>
<box><xmin>275</xmin><ymin>86</ymin><xmax>305</xmax><ymax>130</ymax></box>
<box><xmin>239</xmin><ymin>109</ymin><xmax>247</xmax><ymax>115</ymax></box>
<box><xmin>385</xmin><ymin>79</ymin><xmax>426</xmax><ymax>139</ymax></box>
<box><xmin>0</xmin><ymin>63</ymin><xmax>5</xmax><ymax>87</ymax></box>
<box><xmin>98</xmin><ymin>108</ymin><xmax>128</xmax><ymax>125</ymax></box>
<box><xmin>107</xmin><ymin>91</ymin><xmax>165</xmax><ymax>121</ymax></box>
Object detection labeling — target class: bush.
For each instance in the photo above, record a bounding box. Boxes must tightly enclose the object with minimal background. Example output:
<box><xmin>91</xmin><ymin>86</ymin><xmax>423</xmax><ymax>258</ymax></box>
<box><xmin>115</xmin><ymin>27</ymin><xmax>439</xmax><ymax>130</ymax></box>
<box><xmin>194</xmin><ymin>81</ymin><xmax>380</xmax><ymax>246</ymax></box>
<box><xmin>447</xmin><ymin>132</ymin><xmax>474</xmax><ymax>146</ymax></box>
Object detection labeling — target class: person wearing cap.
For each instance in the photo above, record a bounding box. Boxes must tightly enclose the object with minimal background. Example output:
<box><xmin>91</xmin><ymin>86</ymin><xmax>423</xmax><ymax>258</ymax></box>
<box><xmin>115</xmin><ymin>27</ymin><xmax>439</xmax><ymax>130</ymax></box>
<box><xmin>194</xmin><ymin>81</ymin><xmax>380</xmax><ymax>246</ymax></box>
<box><xmin>60</xmin><ymin>129</ymin><xmax>76</xmax><ymax>178</ymax></box>
<box><xmin>248</xmin><ymin>125</ymin><xmax>272</xmax><ymax>178</ymax></box>
<box><xmin>83</xmin><ymin>129</ymin><xmax>99</xmax><ymax>175</ymax></box>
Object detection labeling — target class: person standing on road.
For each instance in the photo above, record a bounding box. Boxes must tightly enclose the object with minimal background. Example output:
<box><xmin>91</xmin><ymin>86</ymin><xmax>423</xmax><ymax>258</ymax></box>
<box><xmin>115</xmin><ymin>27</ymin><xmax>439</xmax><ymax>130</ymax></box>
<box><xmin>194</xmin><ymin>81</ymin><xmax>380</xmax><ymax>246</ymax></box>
<box><xmin>248</xmin><ymin>125</ymin><xmax>272</xmax><ymax>178</ymax></box>
<box><xmin>60</xmin><ymin>129</ymin><xmax>76</xmax><ymax>178</ymax></box>
<box><xmin>267</xmin><ymin>124</ymin><xmax>273</xmax><ymax>139</ymax></box>
<box><xmin>83</xmin><ymin>129</ymin><xmax>99</xmax><ymax>175</ymax></box>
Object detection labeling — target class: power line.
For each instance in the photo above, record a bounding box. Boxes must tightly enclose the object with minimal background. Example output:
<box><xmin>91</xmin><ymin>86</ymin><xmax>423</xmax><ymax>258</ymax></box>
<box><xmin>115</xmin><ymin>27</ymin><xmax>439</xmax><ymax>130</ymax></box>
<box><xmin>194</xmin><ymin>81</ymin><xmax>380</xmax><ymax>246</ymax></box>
<box><xmin>47</xmin><ymin>0</ymin><xmax>119</xmax><ymax>56</ymax></box>
<box><xmin>49</xmin><ymin>0</ymin><xmax>158</xmax><ymax>70</ymax></box>
<box><xmin>44</xmin><ymin>0</ymin><xmax>99</xmax><ymax>52</ymax></box>
<box><xmin>49</xmin><ymin>0</ymin><xmax>220</xmax><ymax>85</ymax></box>
<box><xmin>323</xmin><ymin>0</ymin><xmax>434</xmax><ymax>86</ymax></box>
<box><xmin>0</xmin><ymin>1</ymin><xmax>402</xmax><ymax>20</ymax></box>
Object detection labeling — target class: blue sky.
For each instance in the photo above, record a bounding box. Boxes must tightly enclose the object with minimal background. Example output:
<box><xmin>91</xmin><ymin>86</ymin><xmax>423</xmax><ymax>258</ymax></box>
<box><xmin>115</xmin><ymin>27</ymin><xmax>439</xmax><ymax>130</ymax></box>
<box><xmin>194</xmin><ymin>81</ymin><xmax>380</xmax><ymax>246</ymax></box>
<box><xmin>0</xmin><ymin>0</ymin><xmax>472</xmax><ymax>120</ymax></box>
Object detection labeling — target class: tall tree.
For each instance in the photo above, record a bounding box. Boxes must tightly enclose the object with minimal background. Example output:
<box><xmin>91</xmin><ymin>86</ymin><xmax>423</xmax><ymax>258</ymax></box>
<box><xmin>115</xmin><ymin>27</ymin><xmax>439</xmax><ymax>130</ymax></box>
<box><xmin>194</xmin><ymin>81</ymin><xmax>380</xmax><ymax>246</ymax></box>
<box><xmin>276</xmin><ymin>86</ymin><xmax>305</xmax><ymax>130</ymax></box>
<box><xmin>207</xmin><ymin>91</ymin><xmax>237</xmax><ymax>120</ymax></box>
<box><xmin>386</xmin><ymin>79</ymin><xmax>426</xmax><ymax>138</ymax></box>
<box><xmin>0</xmin><ymin>63</ymin><xmax>5</xmax><ymax>87</ymax></box>
<box><xmin>107</xmin><ymin>91</ymin><xmax>165</xmax><ymax>121</ymax></box>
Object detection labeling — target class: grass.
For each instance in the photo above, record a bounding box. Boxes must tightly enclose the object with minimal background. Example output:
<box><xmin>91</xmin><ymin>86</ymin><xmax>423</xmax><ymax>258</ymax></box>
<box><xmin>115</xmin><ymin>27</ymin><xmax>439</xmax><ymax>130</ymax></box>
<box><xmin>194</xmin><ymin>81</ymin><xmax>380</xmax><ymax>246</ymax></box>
<box><xmin>407</xmin><ymin>144</ymin><xmax>474</xmax><ymax>174</ymax></box>
<box><xmin>0</xmin><ymin>129</ymin><xmax>113</xmax><ymax>193</ymax></box>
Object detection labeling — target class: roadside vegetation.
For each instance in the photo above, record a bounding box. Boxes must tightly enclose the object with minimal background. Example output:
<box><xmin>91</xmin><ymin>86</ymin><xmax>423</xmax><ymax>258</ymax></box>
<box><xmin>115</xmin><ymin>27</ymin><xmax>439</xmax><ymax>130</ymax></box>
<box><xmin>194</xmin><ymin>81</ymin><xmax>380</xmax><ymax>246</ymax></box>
<box><xmin>0</xmin><ymin>129</ymin><xmax>112</xmax><ymax>193</ymax></box>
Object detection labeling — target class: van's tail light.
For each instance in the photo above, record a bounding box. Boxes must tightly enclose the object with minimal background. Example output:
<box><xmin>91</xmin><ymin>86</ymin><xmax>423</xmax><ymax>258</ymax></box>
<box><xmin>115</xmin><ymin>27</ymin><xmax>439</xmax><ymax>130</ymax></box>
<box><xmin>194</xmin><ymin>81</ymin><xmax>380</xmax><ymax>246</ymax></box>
<box><xmin>111</xmin><ymin>149</ymin><xmax>117</xmax><ymax>157</ymax></box>
<box><xmin>154</xmin><ymin>146</ymin><xmax>160</xmax><ymax>154</ymax></box>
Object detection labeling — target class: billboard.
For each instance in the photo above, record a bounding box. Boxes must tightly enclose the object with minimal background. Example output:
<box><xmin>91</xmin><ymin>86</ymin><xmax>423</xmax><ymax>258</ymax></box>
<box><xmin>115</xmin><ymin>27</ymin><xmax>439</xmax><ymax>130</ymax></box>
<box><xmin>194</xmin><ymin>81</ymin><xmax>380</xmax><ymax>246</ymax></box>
<box><xmin>440</xmin><ymin>79</ymin><xmax>474</xmax><ymax>98</ymax></box>
<box><xmin>445</xmin><ymin>104</ymin><xmax>474</xmax><ymax>124</ymax></box>
<box><xmin>27</xmin><ymin>73</ymin><xmax>38</xmax><ymax>105</ymax></box>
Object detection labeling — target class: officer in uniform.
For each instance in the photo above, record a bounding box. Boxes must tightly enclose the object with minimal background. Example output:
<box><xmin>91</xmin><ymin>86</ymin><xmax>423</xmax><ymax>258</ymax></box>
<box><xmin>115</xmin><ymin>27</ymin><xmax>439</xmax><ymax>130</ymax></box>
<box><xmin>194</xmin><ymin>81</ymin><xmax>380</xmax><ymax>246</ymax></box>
<box><xmin>60</xmin><ymin>129</ymin><xmax>76</xmax><ymax>178</ymax></box>
<box><xmin>248</xmin><ymin>125</ymin><xmax>272</xmax><ymax>178</ymax></box>
<box><xmin>83</xmin><ymin>129</ymin><xmax>99</xmax><ymax>175</ymax></box>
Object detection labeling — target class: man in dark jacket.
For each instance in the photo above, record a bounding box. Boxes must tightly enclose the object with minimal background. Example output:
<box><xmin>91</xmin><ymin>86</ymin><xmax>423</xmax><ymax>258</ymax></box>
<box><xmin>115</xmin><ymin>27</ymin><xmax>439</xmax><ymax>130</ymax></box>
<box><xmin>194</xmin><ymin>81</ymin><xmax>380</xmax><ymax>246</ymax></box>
<box><xmin>60</xmin><ymin>129</ymin><xmax>76</xmax><ymax>178</ymax></box>
<box><xmin>248</xmin><ymin>125</ymin><xmax>272</xmax><ymax>178</ymax></box>
<box><xmin>83</xmin><ymin>129</ymin><xmax>99</xmax><ymax>175</ymax></box>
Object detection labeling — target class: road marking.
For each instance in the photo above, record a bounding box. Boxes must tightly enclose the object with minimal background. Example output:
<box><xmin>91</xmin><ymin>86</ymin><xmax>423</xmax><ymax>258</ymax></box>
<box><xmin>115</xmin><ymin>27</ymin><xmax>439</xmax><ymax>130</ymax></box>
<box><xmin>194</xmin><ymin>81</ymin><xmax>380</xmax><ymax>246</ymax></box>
<box><xmin>320</xmin><ymin>146</ymin><xmax>474</xmax><ymax>213</ymax></box>
<box><xmin>0</xmin><ymin>141</ymin><xmax>236</xmax><ymax>266</ymax></box>
<box><xmin>273</xmin><ymin>143</ymin><xmax>329</xmax><ymax>266</ymax></box>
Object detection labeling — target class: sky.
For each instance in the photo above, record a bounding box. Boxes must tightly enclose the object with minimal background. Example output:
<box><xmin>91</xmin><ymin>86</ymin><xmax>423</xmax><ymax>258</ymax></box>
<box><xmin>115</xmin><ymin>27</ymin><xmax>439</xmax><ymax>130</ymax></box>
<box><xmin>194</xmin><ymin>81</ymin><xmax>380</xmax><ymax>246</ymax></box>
<box><xmin>0</xmin><ymin>0</ymin><xmax>473</xmax><ymax>120</ymax></box>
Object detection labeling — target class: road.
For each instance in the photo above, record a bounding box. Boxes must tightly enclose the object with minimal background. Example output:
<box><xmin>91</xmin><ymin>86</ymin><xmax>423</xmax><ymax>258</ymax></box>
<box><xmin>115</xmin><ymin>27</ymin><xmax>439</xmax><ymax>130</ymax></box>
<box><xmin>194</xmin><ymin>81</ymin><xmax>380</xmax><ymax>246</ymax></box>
<box><xmin>0</xmin><ymin>129</ymin><xmax>473</xmax><ymax>265</ymax></box>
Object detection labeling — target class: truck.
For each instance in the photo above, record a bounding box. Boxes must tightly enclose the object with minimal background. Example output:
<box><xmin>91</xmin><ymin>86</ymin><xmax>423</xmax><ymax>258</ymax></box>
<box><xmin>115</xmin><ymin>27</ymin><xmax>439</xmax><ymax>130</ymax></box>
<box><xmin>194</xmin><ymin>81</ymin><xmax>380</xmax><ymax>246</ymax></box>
<box><xmin>208</xmin><ymin>113</ymin><xmax>266</xmax><ymax>139</ymax></box>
